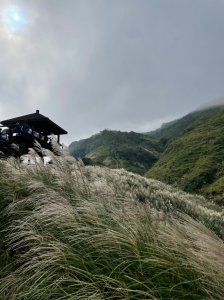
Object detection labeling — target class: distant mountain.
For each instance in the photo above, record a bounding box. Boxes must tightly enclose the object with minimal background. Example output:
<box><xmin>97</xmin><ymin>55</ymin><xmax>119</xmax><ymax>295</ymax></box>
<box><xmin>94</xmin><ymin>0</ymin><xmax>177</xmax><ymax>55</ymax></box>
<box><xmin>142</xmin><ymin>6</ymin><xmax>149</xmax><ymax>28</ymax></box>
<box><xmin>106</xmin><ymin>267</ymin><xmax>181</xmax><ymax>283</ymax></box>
<box><xmin>69</xmin><ymin>104</ymin><xmax>224</xmax><ymax>203</ymax></box>
<box><xmin>69</xmin><ymin>130</ymin><xmax>163</xmax><ymax>175</ymax></box>
<box><xmin>146</xmin><ymin>105</ymin><xmax>224</xmax><ymax>204</ymax></box>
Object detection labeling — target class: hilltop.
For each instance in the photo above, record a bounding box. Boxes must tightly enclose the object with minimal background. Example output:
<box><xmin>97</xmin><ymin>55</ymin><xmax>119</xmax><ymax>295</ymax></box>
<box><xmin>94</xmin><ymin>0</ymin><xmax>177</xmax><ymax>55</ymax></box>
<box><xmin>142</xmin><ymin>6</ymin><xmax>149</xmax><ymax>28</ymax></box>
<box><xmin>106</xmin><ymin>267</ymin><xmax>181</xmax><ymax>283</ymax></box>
<box><xmin>0</xmin><ymin>149</ymin><xmax>224</xmax><ymax>299</ymax></box>
<box><xmin>69</xmin><ymin>129</ymin><xmax>163</xmax><ymax>175</ymax></box>
<box><xmin>147</xmin><ymin>104</ymin><xmax>224</xmax><ymax>143</ymax></box>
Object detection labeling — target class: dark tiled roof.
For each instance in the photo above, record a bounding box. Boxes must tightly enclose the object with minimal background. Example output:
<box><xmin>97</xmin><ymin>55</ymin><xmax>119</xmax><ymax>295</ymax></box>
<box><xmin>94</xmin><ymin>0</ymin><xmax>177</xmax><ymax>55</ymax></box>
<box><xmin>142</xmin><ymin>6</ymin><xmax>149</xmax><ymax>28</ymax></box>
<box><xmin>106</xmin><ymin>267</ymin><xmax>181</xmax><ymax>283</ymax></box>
<box><xmin>1</xmin><ymin>111</ymin><xmax>67</xmax><ymax>135</ymax></box>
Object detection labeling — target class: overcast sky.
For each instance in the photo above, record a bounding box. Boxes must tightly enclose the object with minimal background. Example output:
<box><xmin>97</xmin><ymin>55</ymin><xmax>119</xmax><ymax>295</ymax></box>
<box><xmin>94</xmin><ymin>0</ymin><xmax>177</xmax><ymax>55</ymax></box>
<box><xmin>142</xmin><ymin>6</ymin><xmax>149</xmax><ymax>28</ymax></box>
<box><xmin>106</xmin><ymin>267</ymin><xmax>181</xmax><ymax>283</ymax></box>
<box><xmin>0</xmin><ymin>0</ymin><xmax>224</xmax><ymax>144</ymax></box>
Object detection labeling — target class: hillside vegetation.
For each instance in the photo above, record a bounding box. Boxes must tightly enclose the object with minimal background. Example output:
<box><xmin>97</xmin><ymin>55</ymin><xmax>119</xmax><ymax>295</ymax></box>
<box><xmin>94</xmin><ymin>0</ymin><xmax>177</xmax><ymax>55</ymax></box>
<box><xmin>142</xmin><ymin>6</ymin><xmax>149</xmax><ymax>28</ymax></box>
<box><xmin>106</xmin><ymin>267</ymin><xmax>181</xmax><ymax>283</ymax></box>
<box><xmin>146</xmin><ymin>106</ymin><xmax>224</xmax><ymax>204</ymax></box>
<box><xmin>148</xmin><ymin>105</ymin><xmax>224</xmax><ymax>143</ymax></box>
<box><xmin>69</xmin><ymin>106</ymin><xmax>224</xmax><ymax>201</ymax></box>
<box><xmin>69</xmin><ymin>130</ymin><xmax>163</xmax><ymax>175</ymax></box>
<box><xmin>0</xmin><ymin>147</ymin><xmax>224</xmax><ymax>299</ymax></box>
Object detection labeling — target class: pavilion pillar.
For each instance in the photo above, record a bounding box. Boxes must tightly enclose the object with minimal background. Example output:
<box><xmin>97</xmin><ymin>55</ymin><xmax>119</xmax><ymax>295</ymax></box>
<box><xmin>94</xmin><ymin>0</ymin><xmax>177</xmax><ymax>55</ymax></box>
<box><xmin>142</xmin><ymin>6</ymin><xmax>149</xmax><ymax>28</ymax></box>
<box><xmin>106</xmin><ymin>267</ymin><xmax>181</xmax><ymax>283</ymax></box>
<box><xmin>57</xmin><ymin>135</ymin><xmax>60</xmax><ymax>144</ymax></box>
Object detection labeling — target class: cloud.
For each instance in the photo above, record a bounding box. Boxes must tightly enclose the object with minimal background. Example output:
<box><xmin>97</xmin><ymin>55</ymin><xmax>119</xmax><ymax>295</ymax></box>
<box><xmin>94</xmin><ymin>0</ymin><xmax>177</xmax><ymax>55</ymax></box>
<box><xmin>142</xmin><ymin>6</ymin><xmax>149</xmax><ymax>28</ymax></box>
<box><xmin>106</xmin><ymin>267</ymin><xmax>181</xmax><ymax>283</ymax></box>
<box><xmin>0</xmin><ymin>0</ymin><xmax>224</xmax><ymax>144</ymax></box>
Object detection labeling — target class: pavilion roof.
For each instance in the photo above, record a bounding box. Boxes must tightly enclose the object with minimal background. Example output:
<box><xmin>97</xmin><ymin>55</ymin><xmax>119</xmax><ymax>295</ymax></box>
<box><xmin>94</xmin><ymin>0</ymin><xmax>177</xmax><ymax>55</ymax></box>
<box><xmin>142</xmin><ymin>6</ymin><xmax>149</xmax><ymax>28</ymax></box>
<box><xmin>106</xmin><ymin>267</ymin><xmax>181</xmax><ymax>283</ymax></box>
<box><xmin>1</xmin><ymin>110</ymin><xmax>67</xmax><ymax>135</ymax></box>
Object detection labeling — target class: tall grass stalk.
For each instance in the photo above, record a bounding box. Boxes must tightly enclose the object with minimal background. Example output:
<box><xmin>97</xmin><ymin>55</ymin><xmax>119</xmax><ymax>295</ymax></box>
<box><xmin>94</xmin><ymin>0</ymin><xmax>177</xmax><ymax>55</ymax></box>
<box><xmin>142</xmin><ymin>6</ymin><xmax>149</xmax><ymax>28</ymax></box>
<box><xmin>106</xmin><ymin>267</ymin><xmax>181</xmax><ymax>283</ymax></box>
<box><xmin>0</xmin><ymin>148</ymin><xmax>223</xmax><ymax>299</ymax></box>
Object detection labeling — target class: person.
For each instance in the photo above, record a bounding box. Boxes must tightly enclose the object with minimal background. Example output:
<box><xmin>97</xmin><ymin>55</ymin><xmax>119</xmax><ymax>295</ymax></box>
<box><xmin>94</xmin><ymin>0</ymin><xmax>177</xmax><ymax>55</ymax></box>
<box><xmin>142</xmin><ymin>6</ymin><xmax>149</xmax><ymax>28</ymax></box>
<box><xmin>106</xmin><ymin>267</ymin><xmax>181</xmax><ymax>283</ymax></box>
<box><xmin>1</xmin><ymin>128</ymin><xmax>9</xmax><ymax>141</ymax></box>
<box><xmin>27</xmin><ymin>128</ymin><xmax>32</xmax><ymax>134</ymax></box>
<box><xmin>24</xmin><ymin>125</ymin><xmax>32</xmax><ymax>135</ymax></box>
<box><xmin>33</xmin><ymin>131</ymin><xmax>40</xmax><ymax>139</ymax></box>
<box><xmin>21</xmin><ymin>123</ymin><xmax>32</xmax><ymax>135</ymax></box>
<box><xmin>8</xmin><ymin>128</ymin><xmax>12</xmax><ymax>140</ymax></box>
<box><xmin>14</xmin><ymin>122</ymin><xmax>22</xmax><ymax>134</ymax></box>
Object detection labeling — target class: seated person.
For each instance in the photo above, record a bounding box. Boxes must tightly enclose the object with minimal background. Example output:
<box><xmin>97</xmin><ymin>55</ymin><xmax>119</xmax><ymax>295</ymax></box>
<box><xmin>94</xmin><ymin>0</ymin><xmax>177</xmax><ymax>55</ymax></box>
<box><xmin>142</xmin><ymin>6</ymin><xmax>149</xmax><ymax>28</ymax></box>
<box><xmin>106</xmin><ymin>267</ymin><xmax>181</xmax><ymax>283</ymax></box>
<box><xmin>14</xmin><ymin>122</ymin><xmax>22</xmax><ymax>134</ymax></box>
<box><xmin>33</xmin><ymin>131</ymin><xmax>40</xmax><ymax>139</ymax></box>
<box><xmin>24</xmin><ymin>127</ymin><xmax>32</xmax><ymax>135</ymax></box>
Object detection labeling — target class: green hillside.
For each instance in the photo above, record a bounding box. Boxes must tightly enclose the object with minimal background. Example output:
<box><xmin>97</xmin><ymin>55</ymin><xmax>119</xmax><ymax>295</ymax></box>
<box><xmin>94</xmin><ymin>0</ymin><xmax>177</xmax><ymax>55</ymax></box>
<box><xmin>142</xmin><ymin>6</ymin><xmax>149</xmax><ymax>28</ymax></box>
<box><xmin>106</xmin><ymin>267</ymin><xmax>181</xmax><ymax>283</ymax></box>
<box><xmin>0</xmin><ymin>149</ymin><xmax>224</xmax><ymax>299</ymax></box>
<box><xmin>69</xmin><ymin>106</ymin><xmax>224</xmax><ymax>202</ymax></box>
<box><xmin>146</xmin><ymin>106</ymin><xmax>224</xmax><ymax>204</ymax></box>
<box><xmin>148</xmin><ymin>105</ymin><xmax>224</xmax><ymax>143</ymax></box>
<box><xmin>69</xmin><ymin>130</ymin><xmax>163</xmax><ymax>175</ymax></box>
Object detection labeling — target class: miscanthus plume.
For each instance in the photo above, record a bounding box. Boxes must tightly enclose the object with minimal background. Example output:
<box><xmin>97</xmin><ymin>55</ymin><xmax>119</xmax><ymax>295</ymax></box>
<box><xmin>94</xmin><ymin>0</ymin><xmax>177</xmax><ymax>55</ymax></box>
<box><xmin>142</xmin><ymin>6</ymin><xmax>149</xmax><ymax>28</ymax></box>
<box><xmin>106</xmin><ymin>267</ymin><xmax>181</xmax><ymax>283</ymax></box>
<box><xmin>0</xmin><ymin>144</ymin><xmax>223</xmax><ymax>299</ymax></box>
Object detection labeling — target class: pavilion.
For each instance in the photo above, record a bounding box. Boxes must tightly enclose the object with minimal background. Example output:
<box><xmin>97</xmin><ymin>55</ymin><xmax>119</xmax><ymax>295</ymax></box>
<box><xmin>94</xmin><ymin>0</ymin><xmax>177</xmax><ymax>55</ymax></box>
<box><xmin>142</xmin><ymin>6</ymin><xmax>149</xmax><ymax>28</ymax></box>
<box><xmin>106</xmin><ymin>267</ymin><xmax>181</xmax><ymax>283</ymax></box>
<box><xmin>0</xmin><ymin>110</ymin><xmax>67</xmax><ymax>157</ymax></box>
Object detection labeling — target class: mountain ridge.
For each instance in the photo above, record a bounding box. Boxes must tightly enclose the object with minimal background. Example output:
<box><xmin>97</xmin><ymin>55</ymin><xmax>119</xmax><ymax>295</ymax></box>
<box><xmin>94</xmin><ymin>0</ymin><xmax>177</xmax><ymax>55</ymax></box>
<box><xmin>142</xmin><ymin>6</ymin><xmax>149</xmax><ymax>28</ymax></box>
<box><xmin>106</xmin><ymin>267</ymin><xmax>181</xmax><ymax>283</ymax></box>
<box><xmin>69</xmin><ymin>129</ymin><xmax>164</xmax><ymax>175</ymax></box>
<box><xmin>69</xmin><ymin>104</ymin><xmax>224</xmax><ymax>201</ymax></box>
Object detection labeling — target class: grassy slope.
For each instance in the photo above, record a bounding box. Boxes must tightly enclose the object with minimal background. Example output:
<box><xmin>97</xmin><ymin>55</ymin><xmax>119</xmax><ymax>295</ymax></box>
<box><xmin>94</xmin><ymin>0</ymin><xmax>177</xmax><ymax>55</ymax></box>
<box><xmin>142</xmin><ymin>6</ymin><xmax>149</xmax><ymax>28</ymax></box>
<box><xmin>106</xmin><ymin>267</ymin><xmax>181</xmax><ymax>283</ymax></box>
<box><xmin>148</xmin><ymin>105</ymin><xmax>224</xmax><ymax>142</ymax></box>
<box><xmin>69</xmin><ymin>130</ymin><xmax>163</xmax><ymax>175</ymax></box>
<box><xmin>0</xmin><ymin>148</ymin><xmax>224</xmax><ymax>299</ymax></box>
<box><xmin>146</xmin><ymin>107</ymin><xmax>224</xmax><ymax>203</ymax></box>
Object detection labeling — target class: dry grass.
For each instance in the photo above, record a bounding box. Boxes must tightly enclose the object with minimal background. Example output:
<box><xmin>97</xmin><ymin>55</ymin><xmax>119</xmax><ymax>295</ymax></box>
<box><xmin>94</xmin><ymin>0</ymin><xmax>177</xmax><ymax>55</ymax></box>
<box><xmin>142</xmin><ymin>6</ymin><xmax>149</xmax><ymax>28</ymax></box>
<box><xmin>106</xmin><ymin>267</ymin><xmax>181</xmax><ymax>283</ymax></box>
<box><xmin>0</xmin><ymin>146</ymin><xmax>223</xmax><ymax>299</ymax></box>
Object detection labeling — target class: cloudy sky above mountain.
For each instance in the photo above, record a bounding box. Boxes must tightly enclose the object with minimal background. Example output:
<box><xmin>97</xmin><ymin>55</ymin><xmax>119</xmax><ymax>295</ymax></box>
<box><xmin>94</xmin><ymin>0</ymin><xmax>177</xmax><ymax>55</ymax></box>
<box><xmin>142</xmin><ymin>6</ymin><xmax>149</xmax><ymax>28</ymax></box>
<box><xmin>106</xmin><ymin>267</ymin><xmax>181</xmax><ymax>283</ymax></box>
<box><xmin>0</xmin><ymin>0</ymin><xmax>224</xmax><ymax>144</ymax></box>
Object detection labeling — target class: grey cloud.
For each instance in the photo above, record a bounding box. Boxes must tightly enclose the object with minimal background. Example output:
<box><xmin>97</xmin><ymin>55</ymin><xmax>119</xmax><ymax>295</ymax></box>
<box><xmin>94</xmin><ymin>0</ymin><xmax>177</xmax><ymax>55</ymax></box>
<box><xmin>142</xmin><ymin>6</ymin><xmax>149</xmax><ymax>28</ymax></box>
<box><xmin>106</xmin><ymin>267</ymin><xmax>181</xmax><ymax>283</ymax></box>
<box><xmin>1</xmin><ymin>0</ymin><xmax>224</xmax><ymax>144</ymax></box>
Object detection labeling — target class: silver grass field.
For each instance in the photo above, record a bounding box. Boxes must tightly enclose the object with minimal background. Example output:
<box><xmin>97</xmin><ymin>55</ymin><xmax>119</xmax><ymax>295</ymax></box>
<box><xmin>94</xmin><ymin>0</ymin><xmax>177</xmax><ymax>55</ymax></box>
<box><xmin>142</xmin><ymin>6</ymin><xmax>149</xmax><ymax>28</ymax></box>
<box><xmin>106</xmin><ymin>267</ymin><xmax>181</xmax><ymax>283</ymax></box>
<box><xmin>0</xmin><ymin>144</ymin><xmax>223</xmax><ymax>299</ymax></box>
